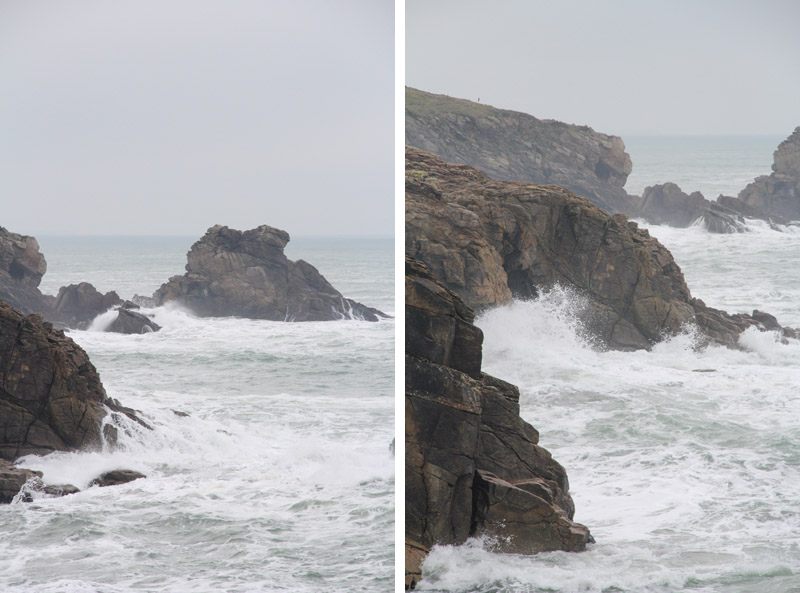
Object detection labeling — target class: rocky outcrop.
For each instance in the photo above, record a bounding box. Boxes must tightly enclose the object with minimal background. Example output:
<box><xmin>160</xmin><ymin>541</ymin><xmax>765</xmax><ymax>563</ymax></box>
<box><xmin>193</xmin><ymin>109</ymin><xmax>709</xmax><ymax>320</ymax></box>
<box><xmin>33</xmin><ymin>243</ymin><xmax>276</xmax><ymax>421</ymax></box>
<box><xmin>105</xmin><ymin>308</ymin><xmax>160</xmax><ymax>334</ymax></box>
<box><xmin>153</xmin><ymin>224</ymin><xmax>386</xmax><ymax>322</ymax></box>
<box><xmin>0</xmin><ymin>298</ymin><xmax>139</xmax><ymax>461</ymax></box>
<box><xmin>0</xmin><ymin>227</ymin><xmax>49</xmax><ymax>315</ymax></box>
<box><xmin>406</xmin><ymin>88</ymin><xmax>634</xmax><ymax>214</ymax></box>
<box><xmin>52</xmin><ymin>282</ymin><xmax>123</xmax><ymax>329</ymax></box>
<box><xmin>737</xmin><ymin>127</ymin><xmax>800</xmax><ymax>220</ymax></box>
<box><xmin>632</xmin><ymin>183</ymin><xmax>746</xmax><ymax>233</ymax></box>
<box><xmin>89</xmin><ymin>469</ymin><xmax>145</xmax><ymax>487</ymax></box>
<box><xmin>406</xmin><ymin>146</ymin><xmax>799</xmax><ymax>350</ymax></box>
<box><xmin>406</xmin><ymin>145</ymin><xmax>697</xmax><ymax>350</ymax></box>
<box><xmin>406</xmin><ymin>256</ymin><xmax>592</xmax><ymax>588</ymax></box>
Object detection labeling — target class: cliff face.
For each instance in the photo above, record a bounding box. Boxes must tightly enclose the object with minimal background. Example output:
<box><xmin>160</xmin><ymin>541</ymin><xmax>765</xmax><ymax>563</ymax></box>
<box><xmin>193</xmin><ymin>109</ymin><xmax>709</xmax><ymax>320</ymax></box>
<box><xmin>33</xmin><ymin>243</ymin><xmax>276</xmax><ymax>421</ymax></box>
<box><xmin>405</xmin><ymin>256</ymin><xmax>591</xmax><ymax>588</ymax></box>
<box><xmin>153</xmin><ymin>224</ymin><xmax>386</xmax><ymax>322</ymax></box>
<box><xmin>737</xmin><ymin>127</ymin><xmax>800</xmax><ymax>220</ymax></box>
<box><xmin>406</xmin><ymin>88</ymin><xmax>633</xmax><ymax>214</ymax></box>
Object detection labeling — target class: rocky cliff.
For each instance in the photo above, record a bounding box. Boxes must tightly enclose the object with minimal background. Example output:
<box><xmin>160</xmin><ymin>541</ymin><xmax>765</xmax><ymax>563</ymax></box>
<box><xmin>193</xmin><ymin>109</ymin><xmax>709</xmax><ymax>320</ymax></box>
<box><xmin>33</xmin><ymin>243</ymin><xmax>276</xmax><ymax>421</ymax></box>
<box><xmin>406</xmin><ymin>146</ymin><xmax>797</xmax><ymax>350</ymax></box>
<box><xmin>737</xmin><ymin>126</ymin><xmax>800</xmax><ymax>220</ymax></box>
<box><xmin>406</xmin><ymin>88</ymin><xmax>633</xmax><ymax>214</ymax></box>
<box><xmin>153</xmin><ymin>224</ymin><xmax>386</xmax><ymax>322</ymax></box>
<box><xmin>0</xmin><ymin>299</ymin><xmax>139</xmax><ymax>461</ymax></box>
<box><xmin>405</xmin><ymin>256</ymin><xmax>591</xmax><ymax>588</ymax></box>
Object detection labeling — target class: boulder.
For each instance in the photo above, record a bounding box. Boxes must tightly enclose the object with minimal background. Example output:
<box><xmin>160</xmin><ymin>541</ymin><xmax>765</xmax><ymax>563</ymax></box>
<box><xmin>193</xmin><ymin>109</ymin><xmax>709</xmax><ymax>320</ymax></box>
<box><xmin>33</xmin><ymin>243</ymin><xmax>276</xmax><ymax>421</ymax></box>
<box><xmin>153</xmin><ymin>224</ymin><xmax>386</xmax><ymax>322</ymax></box>
<box><xmin>631</xmin><ymin>183</ymin><xmax>745</xmax><ymax>233</ymax></box>
<box><xmin>405</xmin><ymin>87</ymin><xmax>635</xmax><ymax>214</ymax></box>
<box><xmin>105</xmin><ymin>308</ymin><xmax>160</xmax><ymax>334</ymax></box>
<box><xmin>0</xmin><ymin>298</ymin><xmax>141</xmax><ymax>461</ymax></box>
<box><xmin>0</xmin><ymin>227</ymin><xmax>49</xmax><ymax>314</ymax></box>
<box><xmin>0</xmin><ymin>460</ymin><xmax>42</xmax><ymax>503</ymax></box>
<box><xmin>89</xmin><ymin>469</ymin><xmax>145</xmax><ymax>487</ymax></box>
<box><xmin>406</xmin><ymin>257</ymin><xmax>592</xmax><ymax>588</ymax></box>
<box><xmin>52</xmin><ymin>282</ymin><xmax>123</xmax><ymax>329</ymax></box>
<box><xmin>737</xmin><ymin>127</ymin><xmax>800</xmax><ymax>220</ymax></box>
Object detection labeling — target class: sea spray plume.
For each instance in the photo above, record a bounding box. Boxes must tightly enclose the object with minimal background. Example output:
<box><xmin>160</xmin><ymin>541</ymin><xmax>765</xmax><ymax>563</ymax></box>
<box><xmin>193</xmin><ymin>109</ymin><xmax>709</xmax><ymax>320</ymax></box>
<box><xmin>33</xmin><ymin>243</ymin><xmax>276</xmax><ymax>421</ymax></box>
<box><xmin>153</xmin><ymin>224</ymin><xmax>387</xmax><ymax>322</ymax></box>
<box><xmin>405</xmin><ymin>257</ymin><xmax>592</xmax><ymax>589</ymax></box>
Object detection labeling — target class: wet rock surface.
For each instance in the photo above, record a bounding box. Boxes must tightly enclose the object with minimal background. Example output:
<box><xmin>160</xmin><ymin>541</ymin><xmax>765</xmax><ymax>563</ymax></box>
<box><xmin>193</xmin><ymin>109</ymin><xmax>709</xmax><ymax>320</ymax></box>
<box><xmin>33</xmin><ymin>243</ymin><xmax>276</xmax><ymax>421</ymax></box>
<box><xmin>405</xmin><ymin>257</ymin><xmax>592</xmax><ymax>588</ymax></box>
<box><xmin>52</xmin><ymin>282</ymin><xmax>123</xmax><ymax>329</ymax></box>
<box><xmin>105</xmin><ymin>308</ymin><xmax>161</xmax><ymax>334</ymax></box>
<box><xmin>153</xmin><ymin>224</ymin><xmax>386</xmax><ymax>322</ymax></box>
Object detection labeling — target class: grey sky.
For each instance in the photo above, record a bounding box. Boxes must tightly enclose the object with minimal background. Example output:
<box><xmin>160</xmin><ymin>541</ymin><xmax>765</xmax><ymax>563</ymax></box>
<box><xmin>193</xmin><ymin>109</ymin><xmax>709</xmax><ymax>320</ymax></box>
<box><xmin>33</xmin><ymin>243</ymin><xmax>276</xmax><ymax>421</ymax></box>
<box><xmin>1</xmin><ymin>0</ymin><xmax>393</xmax><ymax>237</ymax></box>
<box><xmin>407</xmin><ymin>0</ymin><xmax>799</xmax><ymax>136</ymax></box>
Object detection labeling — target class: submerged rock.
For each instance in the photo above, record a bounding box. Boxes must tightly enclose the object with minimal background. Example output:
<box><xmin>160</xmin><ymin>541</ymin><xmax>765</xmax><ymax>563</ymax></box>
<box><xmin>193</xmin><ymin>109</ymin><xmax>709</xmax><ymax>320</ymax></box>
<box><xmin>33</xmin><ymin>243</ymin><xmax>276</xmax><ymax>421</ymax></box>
<box><xmin>405</xmin><ymin>257</ymin><xmax>592</xmax><ymax>588</ymax></box>
<box><xmin>89</xmin><ymin>469</ymin><xmax>145</xmax><ymax>487</ymax></box>
<box><xmin>0</xmin><ymin>298</ymin><xmax>142</xmax><ymax>461</ymax></box>
<box><xmin>406</xmin><ymin>87</ymin><xmax>634</xmax><ymax>214</ymax></box>
<box><xmin>153</xmin><ymin>224</ymin><xmax>386</xmax><ymax>322</ymax></box>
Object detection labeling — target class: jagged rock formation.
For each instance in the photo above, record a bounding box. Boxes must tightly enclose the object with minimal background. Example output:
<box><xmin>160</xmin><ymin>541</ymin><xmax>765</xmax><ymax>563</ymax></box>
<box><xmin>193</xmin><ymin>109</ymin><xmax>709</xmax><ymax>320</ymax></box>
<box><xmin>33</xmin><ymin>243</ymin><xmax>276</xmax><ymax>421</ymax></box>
<box><xmin>406</xmin><ymin>146</ymin><xmax>798</xmax><ymax>350</ymax></box>
<box><xmin>406</xmin><ymin>87</ymin><xmax>634</xmax><ymax>214</ymax></box>
<box><xmin>0</xmin><ymin>227</ymin><xmax>49</xmax><ymax>315</ymax></box>
<box><xmin>0</xmin><ymin>299</ymin><xmax>140</xmax><ymax>461</ymax></box>
<box><xmin>737</xmin><ymin>126</ymin><xmax>800</xmax><ymax>220</ymax></box>
<box><xmin>52</xmin><ymin>282</ymin><xmax>123</xmax><ymax>329</ymax></box>
<box><xmin>153</xmin><ymin>224</ymin><xmax>386</xmax><ymax>322</ymax></box>
<box><xmin>631</xmin><ymin>183</ymin><xmax>746</xmax><ymax>233</ymax></box>
<box><xmin>405</xmin><ymin>256</ymin><xmax>592</xmax><ymax>588</ymax></box>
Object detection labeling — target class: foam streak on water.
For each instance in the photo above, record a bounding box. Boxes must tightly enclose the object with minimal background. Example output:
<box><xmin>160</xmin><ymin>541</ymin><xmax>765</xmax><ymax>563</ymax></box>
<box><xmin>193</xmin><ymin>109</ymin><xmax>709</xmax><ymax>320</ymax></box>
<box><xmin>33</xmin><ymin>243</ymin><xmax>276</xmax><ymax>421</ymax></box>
<box><xmin>0</xmin><ymin>237</ymin><xmax>394</xmax><ymax>593</ymax></box>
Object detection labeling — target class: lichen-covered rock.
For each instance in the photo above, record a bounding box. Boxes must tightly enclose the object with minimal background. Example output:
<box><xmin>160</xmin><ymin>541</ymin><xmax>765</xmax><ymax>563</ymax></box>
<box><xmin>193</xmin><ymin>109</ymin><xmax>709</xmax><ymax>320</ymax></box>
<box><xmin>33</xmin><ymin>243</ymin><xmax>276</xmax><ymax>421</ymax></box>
<box><xmin>406</xmin><ymin>87</ymin><xmax>634</xmax><ymax>214</ymax></box>
<box><xmin>153</xmin><ymin>225</ymin><xmax>386</xmax><ymax>322</ymax></box>
<box><xmin>737</xmin><ymin>127</ymin><xmax>800</xmax><ymax>220</ymax></box>
<box><xmin>405</xmin><ymin>257</ymin><xmax>592</xmax><ymax>588</ymax></box>
<box><xmin>0</xmin><ymin>227</ymin><xmax>48</xmax><ymax>315</ymax></box>
<box><xmin>0</xmin><ymin>299</ymin><xmax>137</xmax><ymax>461</ymax></box>
<box><xmin>632</xmin><ymin>182</ymin><xmax>745</xmax><ymax>233</ymax></box>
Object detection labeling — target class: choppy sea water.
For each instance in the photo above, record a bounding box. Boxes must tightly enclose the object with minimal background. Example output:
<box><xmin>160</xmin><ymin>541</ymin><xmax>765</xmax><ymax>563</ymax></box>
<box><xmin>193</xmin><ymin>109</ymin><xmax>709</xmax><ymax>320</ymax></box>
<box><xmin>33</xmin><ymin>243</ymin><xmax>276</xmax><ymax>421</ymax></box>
<box><xmin>1</xmin><ymin>236</ymin><xmax>394</xmax><ymax>593</ymax></box>
<box><xmin>418</xmin><ymin>137</ymin><xmax>800</xmax><ymax>592</ymax></box>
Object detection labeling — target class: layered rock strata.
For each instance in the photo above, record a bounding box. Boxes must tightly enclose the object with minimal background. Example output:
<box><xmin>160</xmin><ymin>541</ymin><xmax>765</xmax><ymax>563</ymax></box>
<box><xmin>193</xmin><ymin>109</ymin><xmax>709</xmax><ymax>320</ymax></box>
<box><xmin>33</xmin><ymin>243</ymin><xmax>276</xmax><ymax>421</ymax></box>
<box><xmin>406</xmin><ymin>256</ymin><xmax>592</xmax><ymax>588</ymax></box>
<box><xmin>406</xmin><ymin>87</ymin><xmax>633</xmax><ymax>214</ymax></box>
<box><xmin>406</xmin><ymin>146</ymin><xmax>797</xmax><ymax>350</ymax></box>
<box><xmin>153</xmin><ymin>224</ymin><xmax>386</xmax><ymax>322</ymax></box>
<box><xmin>737</xmin><ymin>126</ymin><xmax>800</xmax><ymax>220</ymax></box>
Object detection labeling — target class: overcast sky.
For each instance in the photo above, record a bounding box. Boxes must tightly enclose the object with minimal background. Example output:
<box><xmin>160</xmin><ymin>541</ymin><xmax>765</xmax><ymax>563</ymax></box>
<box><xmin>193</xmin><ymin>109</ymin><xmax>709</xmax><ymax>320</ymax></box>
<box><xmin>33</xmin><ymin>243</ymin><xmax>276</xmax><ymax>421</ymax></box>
<box><xmin>406</xmin><ymin>0</ymin><xmax>799</xmax><ymax>137</ymax></box>
<box><xmin>1</xmin><ymin>0</ymin><xmax>393</xmax><ymax>237</ymax></box>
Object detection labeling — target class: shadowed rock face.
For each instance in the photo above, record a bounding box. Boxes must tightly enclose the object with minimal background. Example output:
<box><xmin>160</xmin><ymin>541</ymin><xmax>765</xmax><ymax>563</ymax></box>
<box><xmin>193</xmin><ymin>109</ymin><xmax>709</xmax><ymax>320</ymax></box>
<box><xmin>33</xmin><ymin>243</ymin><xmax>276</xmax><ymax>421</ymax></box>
<box><xmin>0</xmin><ymin>299</ymin><xmax>138</xmax><ymax>461</ymax></box>
<box><xmin>405</xmin><ymin>257</ymin><xmax>592</xmax><ymax>588</ymax></box>
<box><xmin>153</xmin><ymin>224</ymin><xmax>386</xmax><ymax>322</ymax></box>
<box><xmin>406</xmin><ymin>87</ymin><xmax>634</xmax><ymax>214</ymax></box>
<box><xmin>0</xmin><ymin>227</ymin><xmax>48</xmax><ymax>315</ymax></box>
<box><xmin>52</xmin><ymin>283</ymin><xmax>123</xmax><ymax>329</ymax></box>
<box><xmin>737</xmin><ymin>127</ymin><xmax>800</xmax><ymax>220</ymax></box>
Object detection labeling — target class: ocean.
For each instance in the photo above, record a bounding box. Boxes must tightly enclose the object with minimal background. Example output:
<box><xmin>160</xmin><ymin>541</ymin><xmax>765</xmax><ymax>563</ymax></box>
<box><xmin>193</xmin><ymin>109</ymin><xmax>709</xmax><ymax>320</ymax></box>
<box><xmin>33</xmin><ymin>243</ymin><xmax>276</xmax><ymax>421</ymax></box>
<box><xmin>418</xmin><ymin>136</ymin><xmax>800</xmax><ymax>592</ymax></box>
<box><xmin>0</xmin><ymin>235</ymin><xmax>394</xmax><ymax>592</ymax></box>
